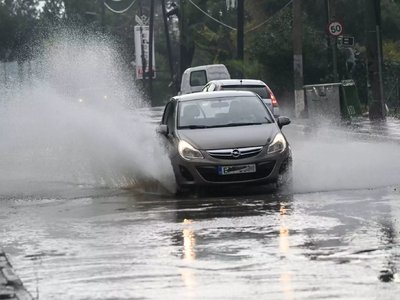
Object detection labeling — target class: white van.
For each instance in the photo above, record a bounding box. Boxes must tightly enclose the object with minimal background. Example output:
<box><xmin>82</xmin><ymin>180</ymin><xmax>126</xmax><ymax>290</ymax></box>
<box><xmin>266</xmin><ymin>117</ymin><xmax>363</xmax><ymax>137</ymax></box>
<box><xmin>179</xmin><ymin>64</ymin><xmax>231</xmax><ymax>95</ymax></box>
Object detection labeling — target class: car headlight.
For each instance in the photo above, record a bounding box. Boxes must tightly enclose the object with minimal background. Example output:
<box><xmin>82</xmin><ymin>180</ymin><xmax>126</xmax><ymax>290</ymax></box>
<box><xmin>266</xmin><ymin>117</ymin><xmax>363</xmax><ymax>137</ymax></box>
<box><xmin>267</xmin><ymin>133</ymin><xmax>287</xmax><ymax>154</ymax></box>
<box><xmin>178</xmin><ymin>140</ymin><xmax>204</xmax><ymax>160</ymax></box>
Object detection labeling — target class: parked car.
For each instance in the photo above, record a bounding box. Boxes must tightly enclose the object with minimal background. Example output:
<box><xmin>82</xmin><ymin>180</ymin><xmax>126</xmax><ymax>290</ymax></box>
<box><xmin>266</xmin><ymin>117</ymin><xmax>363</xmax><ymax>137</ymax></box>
<box><xmin>179</xmin><ymin>64</ymin><xmax>231</xmax><ymax>95</ymax></box>
<box><xmin>156</xmin><ymin>91</ymin><xmax>292</xmax><ymax>192</ymax></box>
<box><xmin>201</xmin><ymin>79</ymin><xmax>280</xmax><ymax>117</ymax></box>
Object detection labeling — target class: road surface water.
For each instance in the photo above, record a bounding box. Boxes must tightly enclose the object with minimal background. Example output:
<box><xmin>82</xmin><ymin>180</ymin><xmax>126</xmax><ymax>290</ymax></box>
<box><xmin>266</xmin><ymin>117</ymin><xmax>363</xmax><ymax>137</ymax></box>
<box><xmin>2</xmin><ymin>28</ymin><xmax>400</xmax><ymax>299</ymax></box>
<box><xmin>2</xmin><ymin>126</ymin><xmax>400</xmax><ymax>299</ymax></box>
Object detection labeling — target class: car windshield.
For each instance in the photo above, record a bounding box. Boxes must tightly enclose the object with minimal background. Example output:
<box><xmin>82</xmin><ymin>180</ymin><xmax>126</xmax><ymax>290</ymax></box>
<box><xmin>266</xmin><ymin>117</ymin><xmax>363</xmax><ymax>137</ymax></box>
<box><xmin>221</xmin><ymin>85</ymin><xmax>271</xmax><ymax>99</ymax></box>
<box><xmin>178</xmin><ymin>96</ymin><xmax>273</xmax><ymax>129</ymax></box>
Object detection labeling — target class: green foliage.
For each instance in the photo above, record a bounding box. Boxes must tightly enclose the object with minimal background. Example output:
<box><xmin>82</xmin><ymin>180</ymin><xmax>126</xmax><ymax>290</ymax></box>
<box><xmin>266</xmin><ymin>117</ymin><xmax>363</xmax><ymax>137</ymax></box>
<box><xmin>225</xmin><ymin>59</ymin><xmax>261</xmax><ymax>79</ymax></box>
<box><xmin>383</xmin><ymin>41</ymin><xmax>400</xmax><ymax>62</ymax></box>
<box><xmin>41</xmin><ymin>0</ymin><xmax>64</xmax><ymax>19</ymax></box>
<box><xmin>249</xmin><ymin>9</ymin><xmax>328</xmax><ymax>97</ymax></box>
<box><xmin>2</xmin><ymin>0</ymin><xmax>400</xmax><ymax>108</ymax></box>
<box><xmin>0</xmin><ymin>0</ymin><xmax>39</xmax><ymax>61</ymax></box>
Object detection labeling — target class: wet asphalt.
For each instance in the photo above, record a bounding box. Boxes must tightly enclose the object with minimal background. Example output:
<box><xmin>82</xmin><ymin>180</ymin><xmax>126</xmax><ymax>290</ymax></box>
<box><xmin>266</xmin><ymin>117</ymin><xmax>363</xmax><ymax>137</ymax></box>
<box><xmin>2</xmin><ymin>117</ymin><xmax>400</xmax><ymax>299</ymax></box>
<box><xmin>1</xmin><ymin>184</ymin><xmax>400</xmax><ymax>299</ymax></box>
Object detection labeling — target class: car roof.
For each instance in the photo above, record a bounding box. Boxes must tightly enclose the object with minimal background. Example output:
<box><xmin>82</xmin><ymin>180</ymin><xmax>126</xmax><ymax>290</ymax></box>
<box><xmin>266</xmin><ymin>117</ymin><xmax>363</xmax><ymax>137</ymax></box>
<box><xmin>184</xmin><ymin>64</ymin><xmax>227</xmax><ymax>72</ymax></box>
<box><xmin>210</xmin><ymin>79</ymin><xmax>266</xmax><ymax>86</ymax></box>
<box><xmin>174</xmin><ymin>90</ymin><xmax>258</xmax><ymax>102</ymax></box>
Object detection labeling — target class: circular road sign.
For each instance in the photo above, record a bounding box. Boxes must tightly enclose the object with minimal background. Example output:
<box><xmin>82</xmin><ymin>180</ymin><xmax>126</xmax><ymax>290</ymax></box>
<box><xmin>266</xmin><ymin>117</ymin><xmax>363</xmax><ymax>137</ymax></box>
<box><xmin>327</xmin><ymin>20</ymin><xmax>344</xmax><ymax>37</ymax></box>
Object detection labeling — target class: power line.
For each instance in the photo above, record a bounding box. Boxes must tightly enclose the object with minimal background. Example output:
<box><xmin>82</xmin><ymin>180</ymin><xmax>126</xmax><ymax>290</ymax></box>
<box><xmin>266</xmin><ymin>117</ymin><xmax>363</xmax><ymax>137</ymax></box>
<box><xmin>187</xmin><ymin>0</ymin><xmax>236</xmax><ymax>30</ymax></box>
<box><xmin>245</xmin><ymin>0</ymin><xmax>293</xmax><ymax>33</ymax></box>
<box><xmin>103</xmin><ymin>0</ymin><xmax>137</xmax><ymax>14</ymax></box>
<box><xmin>187</xmin><ymin>0</ymin><xmax>293</xmax><ymax>34</ymax></box>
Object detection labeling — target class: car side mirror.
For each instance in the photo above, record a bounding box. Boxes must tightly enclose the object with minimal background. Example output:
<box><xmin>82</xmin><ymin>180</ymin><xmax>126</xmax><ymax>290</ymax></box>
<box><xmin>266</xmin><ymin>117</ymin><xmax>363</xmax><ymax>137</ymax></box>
<box><xmin>156</xmin><ymin>124</ymin><xmax>168</xmax><ymax>135</ymax></box>
<box><xmin>277</xmin><ymin>116</ymin><xmax>291</xmax><ymax>129</ymax></box>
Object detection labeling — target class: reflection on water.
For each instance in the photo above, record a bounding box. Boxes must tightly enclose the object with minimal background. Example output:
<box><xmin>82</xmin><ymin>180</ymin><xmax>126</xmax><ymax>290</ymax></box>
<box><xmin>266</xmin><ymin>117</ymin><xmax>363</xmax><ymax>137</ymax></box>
<box><xmin>181</xmin><ymin>219</ymin><xmax>196</xmax><ymax>290</ymax></box>
<box><xmin>279</xmin><ymin>202</ymin><xmax>294</xmax><ymax>300</ymax></box>
<box><xmin>183</xmin><ymin>219</ymin><xmax>196</xmax><ymax>261</ymax></box>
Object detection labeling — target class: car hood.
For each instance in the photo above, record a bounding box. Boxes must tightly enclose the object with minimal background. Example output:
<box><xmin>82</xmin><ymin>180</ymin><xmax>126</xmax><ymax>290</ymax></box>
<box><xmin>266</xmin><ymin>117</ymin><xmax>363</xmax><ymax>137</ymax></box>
<box><xmin>177</xmin><ymin>124</ymin><xmax>279</xmax><ymax>150</ymax></box>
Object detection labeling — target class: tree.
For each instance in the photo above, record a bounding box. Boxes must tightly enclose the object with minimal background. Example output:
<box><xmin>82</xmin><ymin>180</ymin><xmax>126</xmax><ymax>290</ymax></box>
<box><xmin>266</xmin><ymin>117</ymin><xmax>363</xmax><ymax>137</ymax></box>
<box><xmin>0</xmin><ymin>0</ymin><xmax>39</xmax><ymax>62</ymax></box>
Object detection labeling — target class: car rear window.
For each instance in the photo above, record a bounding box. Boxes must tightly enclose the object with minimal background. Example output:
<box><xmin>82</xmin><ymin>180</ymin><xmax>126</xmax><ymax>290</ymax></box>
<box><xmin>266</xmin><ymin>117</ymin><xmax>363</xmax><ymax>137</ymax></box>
<box><xmin>221</xmin><ymin>85</ymin><xmax>271</xmax><ymax>99</ymax></box>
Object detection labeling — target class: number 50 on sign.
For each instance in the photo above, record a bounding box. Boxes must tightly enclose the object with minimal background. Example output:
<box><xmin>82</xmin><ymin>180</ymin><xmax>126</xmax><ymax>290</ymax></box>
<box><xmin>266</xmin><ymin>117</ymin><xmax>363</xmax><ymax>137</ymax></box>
<box><xmin>327</xmin><ymin>20</ymin><xmax>344</xmax><ymax>37</ymax></box>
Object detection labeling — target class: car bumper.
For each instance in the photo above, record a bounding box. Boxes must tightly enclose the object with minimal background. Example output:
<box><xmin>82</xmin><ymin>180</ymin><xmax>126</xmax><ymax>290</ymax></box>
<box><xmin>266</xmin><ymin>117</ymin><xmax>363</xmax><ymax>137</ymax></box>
<box><xmin>171</xmin><ymin>146</ymin><xmax>291</xmax><ymax>188</ymax></box>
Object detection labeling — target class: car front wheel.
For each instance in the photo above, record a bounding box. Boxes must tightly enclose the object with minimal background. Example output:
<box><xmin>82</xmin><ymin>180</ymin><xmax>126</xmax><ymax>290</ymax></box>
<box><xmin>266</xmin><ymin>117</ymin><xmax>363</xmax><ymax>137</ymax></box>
<box><xmin>275</xmin><ymin>158</ymin><xmax>293</xmax><ymax>190</ymax></box>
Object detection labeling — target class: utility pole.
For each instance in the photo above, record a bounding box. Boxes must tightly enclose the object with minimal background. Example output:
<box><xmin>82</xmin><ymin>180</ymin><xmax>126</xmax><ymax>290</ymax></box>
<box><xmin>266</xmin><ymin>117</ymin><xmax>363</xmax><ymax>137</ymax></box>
<box><xmin>161</xmin><ymin>0</ymin><xmax>174</xmax><ymax>82</ymax></box>
<box><xmin>138</xmin><ymin>0</ymin><xmax>148</xmax><ymax>98</ymax></box>
<box><xmin>148</xmin><ymin>0</ymin><xmax>155</xmax><ymax>104</ymax></box>
<box><xmin>101</xmin><ymin>0</ymin><xmax>105</xmax><ymax>33</ymax></box>
<box><xmin>179</xmin><ymin>0</ymin><xmax>185</xmax><ymax>80</ymax></box>
<box><xmin>326</xmin><ymin>1</ymin><xmax>338</xmax><ymax>82</ymax></box>
<box><xmin>237</xmin><ymin>0</ymin><xmax>244</xmax><ymax>61</ymax></box>
<box><xmin>366</xmin><ymin>0</ymin><xmax>385</xmax><ymax>120</ymax></box>
<box><xmin>237</xmin><ymin>0</ymin><xmax>244</xmax><ymax>78</ymax></box>
<box><xmin>293</xmin><ymin>0</ymin><xmax>304</xmax><ymax>118</ymax></box>
<box><xmin>331</xmin><ymin>18</ymin><xmax>339</xmax><ymax>83</ymax></box>
<box><xmin>326</xmin><ymin>0</ymin><xmax>331</xmax><ymax>63</ymax></box>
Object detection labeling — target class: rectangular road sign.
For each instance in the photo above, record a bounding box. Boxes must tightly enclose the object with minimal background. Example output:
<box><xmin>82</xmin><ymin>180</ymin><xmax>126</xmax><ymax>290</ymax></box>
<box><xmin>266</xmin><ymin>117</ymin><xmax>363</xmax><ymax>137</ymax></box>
<box><xmin>342</xmin><ymin>36</ymin><xmax>355</xmax><ymax>46</ymax></box>
<box><xmin>134</xmin><ymin>26</ymin><xmax>156</xmax><ymax>79</ymax></box>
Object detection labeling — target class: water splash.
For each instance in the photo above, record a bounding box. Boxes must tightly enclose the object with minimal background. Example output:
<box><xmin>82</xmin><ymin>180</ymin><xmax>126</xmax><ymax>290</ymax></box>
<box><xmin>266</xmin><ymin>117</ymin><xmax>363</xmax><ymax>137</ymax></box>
<box><xmin>288</xmin><ymin>125</ymin><xmax>400</xmax><ymax>193</ymax></box>
<box><xmin>0</xmin><ymin>26</ymin><xmax>175</xmax><ymax>194</ymax></box>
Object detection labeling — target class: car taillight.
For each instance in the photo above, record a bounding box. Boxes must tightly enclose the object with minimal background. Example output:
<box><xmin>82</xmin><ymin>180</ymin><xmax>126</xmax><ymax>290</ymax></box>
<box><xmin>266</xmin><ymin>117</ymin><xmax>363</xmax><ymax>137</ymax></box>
<box><xmin>271</xmin><ymin>94</ymin><xmax>279</xmax><ymax>107</ymax></box>
<box><xmin>266</xmin><ymin>87</ymin><xmax>279</xmax><ymax>107</ymax></box>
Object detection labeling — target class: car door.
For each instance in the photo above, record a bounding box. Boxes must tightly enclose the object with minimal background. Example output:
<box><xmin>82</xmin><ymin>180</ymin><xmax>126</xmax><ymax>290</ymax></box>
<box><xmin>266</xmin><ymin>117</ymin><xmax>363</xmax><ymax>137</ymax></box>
<box><xmin>159</xmin><ymin>100</ymin><xmax>178</xmax><ymax>158</ymax></box>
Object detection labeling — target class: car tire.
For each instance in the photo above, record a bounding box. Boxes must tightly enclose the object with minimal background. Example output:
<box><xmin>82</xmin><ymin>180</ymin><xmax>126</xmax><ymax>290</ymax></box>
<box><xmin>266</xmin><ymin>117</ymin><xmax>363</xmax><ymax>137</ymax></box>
<box><xmin>174</xmin><ymin>182</ymin><xmax>186</xmax><ymax>196</ymax></box>
<box><xmin>276</xmin><ymin>160</ymin><xmax>293</xmax><ymax>191</ymax></box>
<box><xmin>174</xmin><ymin>183</ymin><xmax>203</xmax><ymax>197</ymax></box>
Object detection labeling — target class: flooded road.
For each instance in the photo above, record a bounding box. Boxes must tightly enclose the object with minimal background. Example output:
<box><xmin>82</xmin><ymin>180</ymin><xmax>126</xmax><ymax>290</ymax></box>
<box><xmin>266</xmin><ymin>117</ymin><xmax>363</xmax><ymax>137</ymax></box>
<box><xmin>2</xmin><ymin>28</ymin><xmax>400</xmax><ymax>300</ymax></box>
<box><xmin>2</xmin><ymin>117</ymin><xmax>400</xmax><ymax>299</ymax></box>
<box><xmin>1</xmin><ymin>183</ymin><xmax>400</xmax><ymax>299</ymax></box>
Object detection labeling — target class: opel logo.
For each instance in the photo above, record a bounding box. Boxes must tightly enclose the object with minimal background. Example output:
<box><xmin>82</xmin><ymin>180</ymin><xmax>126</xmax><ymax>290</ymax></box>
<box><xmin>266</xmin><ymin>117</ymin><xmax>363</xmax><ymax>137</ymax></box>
<box><xmin>231</xmin><ymin>149</ymin><xmax>241</xmax><ymax>158</ymax></box>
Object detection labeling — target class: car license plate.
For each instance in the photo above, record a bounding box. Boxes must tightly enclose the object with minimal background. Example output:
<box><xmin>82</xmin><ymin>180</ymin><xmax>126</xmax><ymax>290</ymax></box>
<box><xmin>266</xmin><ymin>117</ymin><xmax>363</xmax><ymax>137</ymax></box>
<box><xmin>218</xmin><ymin>164</ymin><xmax>256</xmax><ymax>175</ymax></box>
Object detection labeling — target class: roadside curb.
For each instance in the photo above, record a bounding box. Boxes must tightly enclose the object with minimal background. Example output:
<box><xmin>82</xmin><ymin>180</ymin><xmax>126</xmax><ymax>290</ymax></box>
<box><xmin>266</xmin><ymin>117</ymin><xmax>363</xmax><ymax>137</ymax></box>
<box><xmin>0</xmin><ymin>249</ymin><xmax>32</xmax><ymax>300</ymax></box>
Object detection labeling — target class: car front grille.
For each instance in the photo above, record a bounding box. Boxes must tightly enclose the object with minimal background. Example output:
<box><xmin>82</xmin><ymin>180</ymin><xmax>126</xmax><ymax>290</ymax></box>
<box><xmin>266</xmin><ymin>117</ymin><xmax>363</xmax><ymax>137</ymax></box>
<box><xmin>206</xmin><ymin>146</ymin><xmax>263</xmax><ymax>160</ymax></box>
<box><xmin>196</xmin><ymin>161</ymin><xmax>275</xmax><ymax>183</ymax></box>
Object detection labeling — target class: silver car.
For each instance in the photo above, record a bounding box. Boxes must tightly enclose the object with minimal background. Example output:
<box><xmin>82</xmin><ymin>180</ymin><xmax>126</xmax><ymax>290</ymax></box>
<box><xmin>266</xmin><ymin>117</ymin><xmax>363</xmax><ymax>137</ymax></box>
<box><xmin>201</xmin><ymin>79</ymin><xmax>280</xmax><ymax>117</ymax></box>
<box><xmin>156</xmin><ymin>91</ymin><xmax>292</xmax><ymax>192</ymax></box>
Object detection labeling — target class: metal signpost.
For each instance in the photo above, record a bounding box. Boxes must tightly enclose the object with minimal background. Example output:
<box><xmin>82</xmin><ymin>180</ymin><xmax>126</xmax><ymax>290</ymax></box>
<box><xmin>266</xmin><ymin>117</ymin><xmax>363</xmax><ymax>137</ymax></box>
<box><xmin>327</xmin><ymin>20</ymin><xmax>344</xmax><ymax>83</ymax></box>
<box><xmin>134</xmin><ymin>16</ymin><xmax>156</xmax><ymax>80</ymax></box>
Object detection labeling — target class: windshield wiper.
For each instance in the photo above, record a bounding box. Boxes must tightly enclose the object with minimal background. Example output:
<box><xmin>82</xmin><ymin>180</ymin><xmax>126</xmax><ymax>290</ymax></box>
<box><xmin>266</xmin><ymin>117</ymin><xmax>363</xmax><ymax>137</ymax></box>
<box><xmin>178</xmin><ymin>125</ymin><xmax>209</xmax><ymax>129</ymax></box>
<box><xmin>209</xmin><ymin>122</ymin><xmax>266</xmax><ymax>128</ymax></box>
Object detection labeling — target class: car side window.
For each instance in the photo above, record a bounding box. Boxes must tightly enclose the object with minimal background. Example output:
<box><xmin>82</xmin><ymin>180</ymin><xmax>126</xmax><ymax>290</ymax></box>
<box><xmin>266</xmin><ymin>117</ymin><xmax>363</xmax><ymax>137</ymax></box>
<box><xmin>162</xmin><ymin>102</ymin><xmax>172</xmax><ymax>125</ymax></box>
<box><xmin>166</xmin><ymin>102</ymin><xmax>176</xmax><ymax>133</ymax></box>
<box><xmin>208</xmin><ymin>83</ymin><xmax>216</xmax><ymax>92</ymax></box>
<box><xmin>190</xmin><ymin>70</ymin><xmax>207</xmax><ymax>86</ymax></box>
<box><xmin>202</xmin><ymin>84</ymin><xmax>210</xmax><ymax>92</ymax></box>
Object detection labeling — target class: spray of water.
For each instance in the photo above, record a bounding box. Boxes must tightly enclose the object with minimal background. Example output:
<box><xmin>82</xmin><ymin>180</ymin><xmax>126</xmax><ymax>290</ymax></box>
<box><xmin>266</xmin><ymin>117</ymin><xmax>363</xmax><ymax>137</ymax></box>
<box><xmin>289</xmin><ymin>125</ymin><xmax>400</xmax><ymax>193</ymax></box>
<box><xmin>0</xmin><ymin>27</ymin><xmax>175</xmax><ymax>194</ymax></box>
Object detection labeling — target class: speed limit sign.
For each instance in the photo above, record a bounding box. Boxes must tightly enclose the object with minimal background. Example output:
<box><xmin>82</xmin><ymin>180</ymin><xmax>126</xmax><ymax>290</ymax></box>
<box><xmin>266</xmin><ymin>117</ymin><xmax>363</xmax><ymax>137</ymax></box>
<box><xmin>327</xmin><ymin>20</ymin><xmax>344</xmax><ymax>37</ymax></box>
